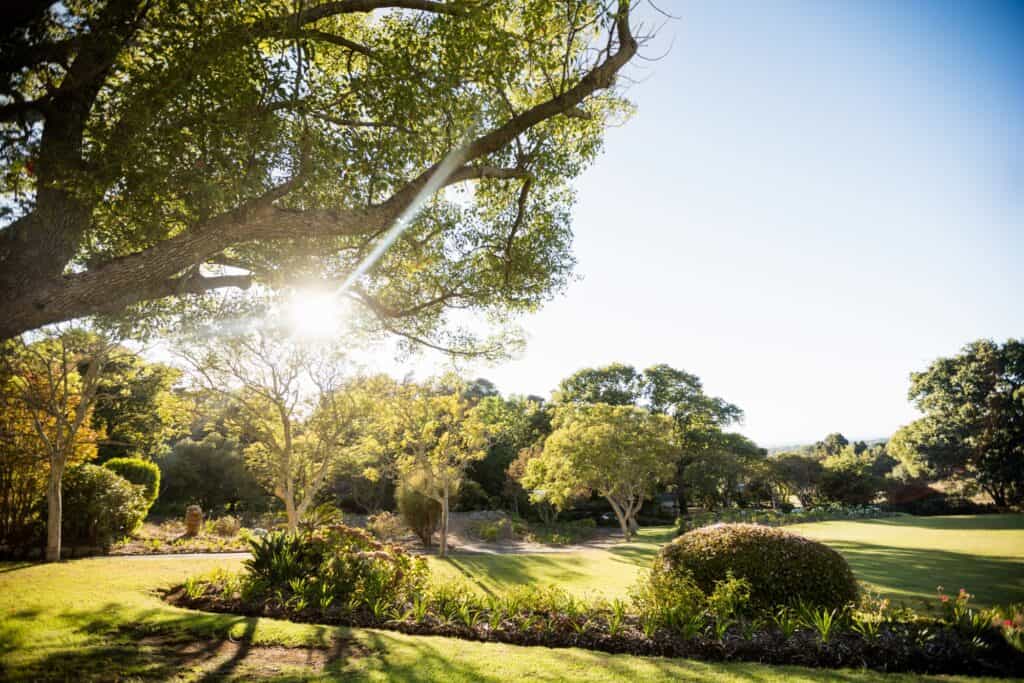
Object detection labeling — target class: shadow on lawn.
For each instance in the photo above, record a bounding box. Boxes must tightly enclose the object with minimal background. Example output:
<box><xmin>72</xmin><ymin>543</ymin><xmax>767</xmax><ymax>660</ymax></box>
<box><xmin>826</xmin><ymin>540</ymin><xmax>1024</xmax><ymax>607</ymax></box>
<box><xmin>442</xmin><ymin>553</ymin><xmax>595</xmax><ymax>591</ymax></box>
<box><xmin>5</xmin><ymin>602</ymin><xmax>365</xmax><ymax>682</ymax></box>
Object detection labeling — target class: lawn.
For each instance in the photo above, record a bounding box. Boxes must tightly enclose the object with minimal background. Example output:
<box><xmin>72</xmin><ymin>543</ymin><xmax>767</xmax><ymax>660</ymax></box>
<box><xmin>430</xmin><ymin>515</ymin><xmax>1024</xmax><ymax>608</ymax></box>
<box><xmin>0</xmin><ymin>555</ymin><xmax>1008</xmax><ymax>682</ymax></box>
<box><xmin>2</xmin><ymin>514</ymin><xmax>1022</xmax><ymax>681</ymax></box>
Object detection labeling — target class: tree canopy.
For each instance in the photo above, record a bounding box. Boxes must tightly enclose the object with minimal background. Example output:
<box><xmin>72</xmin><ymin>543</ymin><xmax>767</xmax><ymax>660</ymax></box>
<box><xmin>890</xmin><ymin>339</ymin><xmax>1024</xmax><ymax>507</ymax></box>
<box><xmin>0</xmin><ymin>0</ymin><xmax>640</xmax><ymax>351</ymax></box>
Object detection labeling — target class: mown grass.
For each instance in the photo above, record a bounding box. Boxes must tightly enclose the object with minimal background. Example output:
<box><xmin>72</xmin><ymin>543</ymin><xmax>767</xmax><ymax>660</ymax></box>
<box><xmin>2</xmin><ymin>515</ymin><xmax>1022</xmax><ymax>681</ymax></box>
<box><xmin>0</xmin><ymin>555</ymin><xmax>1007</xmax><ymax>682</ymax></box>
<box><xmin>430</xmin><ymin>515</ymin><xmax>1024</xmax><ymax>608</ymax></box>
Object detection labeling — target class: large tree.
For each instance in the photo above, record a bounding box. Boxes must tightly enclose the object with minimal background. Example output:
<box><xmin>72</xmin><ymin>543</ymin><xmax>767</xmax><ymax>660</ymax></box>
<box><xmin>0</xmin><ymin>1</ymin><xmax>640</xmax><ymax>345</ymax></box>
<box><xmin>890</xmin><ymin>339</ymin><xmax>1024</xmax><ymax>507</ymax></box>
<box><xmin>523</xmin><ymin>402</ymin><xmax>677</xmax><ymax>539</ymax></box>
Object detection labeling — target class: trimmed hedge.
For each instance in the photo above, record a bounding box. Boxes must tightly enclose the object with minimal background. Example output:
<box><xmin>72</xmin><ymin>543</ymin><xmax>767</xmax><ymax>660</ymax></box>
<box><xmin>658</xmin><ymin>523</ymin><xmax>858</xmax><ymax>610</ymax></box>
<box><xmin>103</xmin><ymin>457</ymin><xmax>161</xmax><ymax>505</ymax></box>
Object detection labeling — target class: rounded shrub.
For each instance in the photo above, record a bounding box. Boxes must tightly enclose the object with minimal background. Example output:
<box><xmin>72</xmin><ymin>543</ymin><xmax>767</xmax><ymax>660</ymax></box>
<box><xmin>62</xmin><ymin>464</ymin><xmax>149</xmax><ymax>548</ymax></box>
<box><xmin>103</xmin><ymin>457</ymin><xmax>160</xmax><ymax>505</ymax></box>
<box><xmin>658</xmin><ymin>523</ymin><xmax>858</xmax><ymax>610</ymax></box>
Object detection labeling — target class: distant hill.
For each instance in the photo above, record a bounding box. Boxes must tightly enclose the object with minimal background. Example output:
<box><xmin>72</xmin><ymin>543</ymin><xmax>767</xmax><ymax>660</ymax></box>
<box><xmin>765</xmin><ymin>437</ymin><xmax>888</xmax><ymax>456</ymax></box>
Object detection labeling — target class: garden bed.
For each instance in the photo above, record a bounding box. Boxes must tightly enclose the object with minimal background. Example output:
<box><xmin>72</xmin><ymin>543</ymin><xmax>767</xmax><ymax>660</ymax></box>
<box><xmin>168</xmin><ymin>587</ymin><xmax>1024</xmax><ymax>678</ymax></box>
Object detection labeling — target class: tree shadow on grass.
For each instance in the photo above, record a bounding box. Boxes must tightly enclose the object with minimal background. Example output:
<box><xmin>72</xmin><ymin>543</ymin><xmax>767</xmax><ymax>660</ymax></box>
<box><xmin>440</xmin><ymin>553</ymin><xmax>593</xmax><ymax>591</ymax></box>
<box><xmin>826</xmin><ymin>540</ymin><xmax>1024</xmax><ymax>608</ymax></box>
<box><xmin>5</xmin><ymin>602</ymin><xmax>365</xmax><ymax>682</ymax></box>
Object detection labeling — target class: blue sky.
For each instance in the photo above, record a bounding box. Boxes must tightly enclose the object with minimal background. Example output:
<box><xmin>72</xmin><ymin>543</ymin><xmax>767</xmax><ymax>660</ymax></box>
<box><xmin>425</xmin><ymin>0</ymin><xmax>1021</xmax><ymax>446</ymax></box>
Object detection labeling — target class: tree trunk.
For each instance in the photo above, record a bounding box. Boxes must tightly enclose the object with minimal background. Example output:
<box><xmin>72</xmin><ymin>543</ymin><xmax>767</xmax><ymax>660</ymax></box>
<box><xmin>45</xmin><ymin>461</ymin><xmax>64</xmax><ymax>562</ymax></box>
<box><xmin>283</xmin><ymin>489</ymin><xmax>297</xmax><ymax>532</ymax></box>
<box><xmin>439</xmin><ymin>490</ymin><xmax>449</xmax><ymax>558</ymax></box>
<box><xmin>607</xmin><ymin>497</ymin><xmax>631</xmax><ymax>540</ymax></box>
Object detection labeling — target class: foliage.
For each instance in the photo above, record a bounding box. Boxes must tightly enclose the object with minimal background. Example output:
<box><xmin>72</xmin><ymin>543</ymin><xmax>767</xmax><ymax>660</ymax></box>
<box><xmin>470</xmin><ymin>394</ymin><xmax>551</xmax><ymax>502</ymax></box>
<box><xmin>0</xmin><ymin>329</ymin><xmax>115</xmax><ymax>560</ymax></box>
<box><xmin>520</xmin><ymin>517</ymin><xmax>596</xmax><ymax>545</ymax></box>
<box><xmin>0</xmin><ymin>1</ymin><xmax>639</xmax><ymax>349</ymax></box>
<box><xmin>102</xmin><ymin>457</ymin><xmax>160</xmax><ymax>506</ymax></box>
<box><xmin>367</xmin><ymin>511</ymin><xmax>406</xmax><ymax>542</ymax></box>
<box><xmin>181</xmin><ymin>330</ymin><xmax>368</xmax><ymax>530</ymax></box>
<box><xmin>661</xmin><ymin>523</ymin><xmax>859</xmax><ymax>611</ymax></box>
<box><xmin>453</xmin><ymin>479</ymin><xmax>490</xmax><ymax>511</ymax></box>
<box><xmin>209</xmin><ymin>515</ymin><xmax>241</xmax><ymax>537</ymax></box>
<box><xmin>61</xmin><ymin>464</ymin><xmax>149</xmax><ymax>548</ymax></box>
<box><xmin>554</xmin><ymin>363</ymin><xmax>744</xmax><ymax>513</ymax></box>
<box><xmin>891</xmin><ymin>339</ymin><xmax>1024</xmax><ymax>507</ymax></box>
<box><xmin>156</xmin><ymin>434</ymin><xmax>269</xmax><ymax>515</ymax></box>
<box><xmin>684</xmin><ymin>433</ymin><xmax>768</xmax><ymax>509</ymax></box>
<box><xmin>242</xmin><ymin>524</ymin><xmax>428</xmax><ymax>613</ymax></box>
<box><xmin>675</xmin><ymin>504</ymin><xmax>895</xmax><ymax>534</ymax></box>
<box><xmin>376</xmin><ymin>377</ymin><xmax>488</xmax><ymax>556</ymax></box>
<box><xmin>396</xmin><ymin>481</ymin><xmax>441</xmax><ymax>548</ymax></box>
<box><xmin>818</xmin><ymin>449</ymin><xmax>884</xmax><ymax>506</ymax></box>
<box><xmin>89</xmin><ymin>355</ymin><xmax>189</xmax><ymax>461</ymax></box>
<box><xmin>523</xmin><ymin>402</ymin><xmax>677</xmax><ymax>539</ymax></box>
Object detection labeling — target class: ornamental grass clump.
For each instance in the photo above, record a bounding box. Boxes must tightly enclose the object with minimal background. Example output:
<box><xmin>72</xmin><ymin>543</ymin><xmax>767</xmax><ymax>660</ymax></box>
<box><xmin>235</xmin><ymin>524</ymin><xmax>427</xmax><ymax>617</ymax></box>
<box><xmin>660</xmin><ymin>523</ymin><xmax>858</xmax><ymax>611</ymax></box>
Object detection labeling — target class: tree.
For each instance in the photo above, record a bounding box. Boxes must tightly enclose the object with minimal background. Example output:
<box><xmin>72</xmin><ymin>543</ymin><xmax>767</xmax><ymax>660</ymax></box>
<box><xmin>684</xmin><ymin>432</ymin><xmax>767</xmax><ymax>509</ymax></box>
<box><xmin>523</xmin><ymin>403</ymin><xmax>677</xmax><ymax>539</ymax></box>
<box><xmin>556</xmin><ymin>362</ymin><xmax>743</xmax><ymax>513</ymax></box>
<box><xmin>814</xmin><ymin>433</ymin><xmax>850</xmax><ymax>458</ymax></box>
<box><xmin>378</xmin><ymin>379</ymin><xmax>487</xmax><ymax>557</ymax></box>
<box><xmin>89</xmin><ymin>354</ymin><xmax>190</xmax><ymax>461</ymax></box>
<box><xmin>891</xmin><ymin>339</ymin><xmax>1024</xmax><ymax>507</ymax></box>
<box><xmin>818</xmin><ymin>448</ymin><xmax>883</xmax><ymax>506</ymax></box>
<box><xmin>470</xmin><ymin>394</ymin><xmax>551</xmax><ymax>501</ymax></box>
<box><xmin>770</xmin><ymin>452</ymin><xmax>824</xmax><ymax>508</ymax></box>
<box><xmin>0</xmin><ymin>1</ymin><xmax>641</xmax><ymax>344</ymax></box>
<box><xmin>1</xmin><ymin>329</ymin><xmax>113</xmax><ymax>560</ymax></box>
<box><xmin>157</xmin><ymin>434</ymin><xmax>269</xmax><ymax>514</ymax></box>
<box><xmin>180</xmin><ymin>329</ymin><xmax>362</xmax><ymax>530</ymax></box>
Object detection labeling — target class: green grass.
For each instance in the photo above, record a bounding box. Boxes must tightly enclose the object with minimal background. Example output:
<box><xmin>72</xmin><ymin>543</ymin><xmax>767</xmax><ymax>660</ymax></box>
<box><xmin>0</xmin><ymin>555</ymin><xmax>1003</xmax><ymax>682</ymax></box>
<box><xmin>427</xmin><ymin>526</ymin><xmax>672</xmax><ymax>599</ymax></box>
<box><xmin>431</xmin><ymin>515</ymin><xmax>1024</xmax><ymax>609</ymax></box>
<box><xmin>2</xmin><ymin>515</ymin><xmax>1022</xmax><ymax>681</ymax></box>
<box><xmin>788</xmin><ymin>515</ymin><xmax>1024</xmax><ymax>608</ymax></box>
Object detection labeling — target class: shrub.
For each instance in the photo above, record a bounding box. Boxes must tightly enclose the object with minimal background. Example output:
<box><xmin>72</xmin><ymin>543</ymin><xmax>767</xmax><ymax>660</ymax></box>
<box><xmin>659</xmin><ymin>523</ymin><xmax>858</xmax><ymax>611</ymax></box>
<box><xmin>453</xmin><ymin>479</ymin><xmax>490</xmax><ymax>511</ymax></box>
<box><xmin>468</xmin><ymin>517</ymin><xmax>515</xmax><ymax>542</ymax></box>
<box><xmin>396</xmin><ymin>484</ymin><xmax>440</xmax><ymax>547</ymax></box>
<box><xmin>62</xmin><ymin>464</ymin><xmax>149</xmax><ymax>548</ymax></box>
<box><xmin>103</xmin><ymin>457</ymin><xmax>160</xmax><ymax>506</ymax></box>
<box><xmin>367</xmin><ymin>511</ymin><xmax>405</xmax><ymax>541</ymax></box>
<box><xmin>631</xmin><ymin>563</ymin><xmax>707</xmax><ymax>634</ymax></box>
<box><xmin>156</xmin><ymin>435</ymin><xmax>269</xmax><ymax>515</ymax></box>
<box><xmin>244</xmin><ymin>524</ymin><xmax>428</xmax><ymax>610</ymax></box>
<box><xmin>210</xmin><ymin>515</ymin><xmax>241</xmax><ymax>537</ymax></box>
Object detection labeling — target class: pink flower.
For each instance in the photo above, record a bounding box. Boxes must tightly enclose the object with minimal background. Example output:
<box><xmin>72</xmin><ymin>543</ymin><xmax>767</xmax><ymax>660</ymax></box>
<box><xmin>940</xmin><ymin>595</ymin><xmax>949</xmax><ymax>603</ymax></box>
<box><xmin>1004</xmin><ymin>620</ymin><xmax>1014</xmax><ymax>628</ymax></box>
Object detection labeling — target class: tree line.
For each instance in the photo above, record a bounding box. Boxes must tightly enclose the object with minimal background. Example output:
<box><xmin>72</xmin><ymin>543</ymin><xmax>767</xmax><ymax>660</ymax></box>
<box><xmin>2</xmin><ymin>328</ymin><xmax>1021</xmax><ymax>560</ymax></box>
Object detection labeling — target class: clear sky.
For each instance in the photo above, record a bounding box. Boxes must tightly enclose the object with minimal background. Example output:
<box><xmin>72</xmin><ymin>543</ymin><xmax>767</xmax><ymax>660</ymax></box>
<box><xmin>374</xmin><ymin>1</ymin><xmax>1024</xmax><ymax>446</ymax></box>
